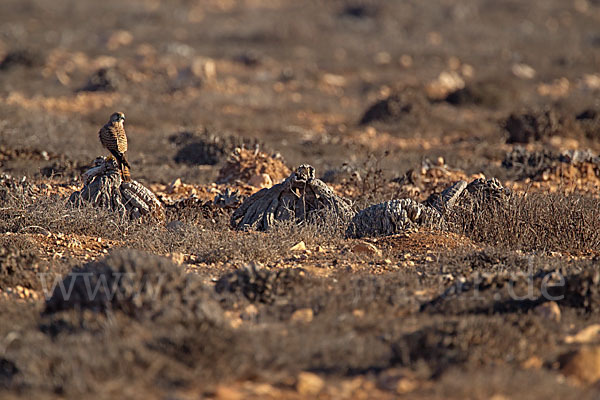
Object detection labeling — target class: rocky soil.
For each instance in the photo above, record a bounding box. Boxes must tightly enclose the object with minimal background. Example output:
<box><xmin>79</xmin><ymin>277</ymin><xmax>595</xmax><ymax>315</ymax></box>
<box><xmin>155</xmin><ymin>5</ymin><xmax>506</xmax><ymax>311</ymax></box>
<box><xmin>1</xmin><ymin>0</ymin><xmax>600</xmax><ymax>399</ymax></box>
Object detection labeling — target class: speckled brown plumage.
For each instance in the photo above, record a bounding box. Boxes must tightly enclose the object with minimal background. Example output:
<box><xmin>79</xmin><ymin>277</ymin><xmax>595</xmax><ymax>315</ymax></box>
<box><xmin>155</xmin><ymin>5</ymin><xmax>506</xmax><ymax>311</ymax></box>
<box><xmin>99</xmin><ymin>112</ymin><xmax>131</xmax><ymax>181</ymax></box>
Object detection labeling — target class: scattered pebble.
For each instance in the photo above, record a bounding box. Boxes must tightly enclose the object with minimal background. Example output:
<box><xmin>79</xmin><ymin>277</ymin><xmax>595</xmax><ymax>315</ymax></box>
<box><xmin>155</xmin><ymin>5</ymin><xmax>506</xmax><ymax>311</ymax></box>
<box><xmin>351</xmin><ymin>242</ymin><xmax>382</xmax><ymax>257</ymax></box>
<box><xmin>296</xmin><ymin>372</ymin><xmax>324</xmax><ymax>395</ymax></box>
<box><xmin>565</xmin><ymin>325</ymin><xmax>600</xmax><ymax>344</ymax></box>
<box><xmin>534</xmin><ymin>301</ymin><xmax>561</xmax><ymax>322</ymax></box>
<box><xmin>290</xmin><ymin>308</ymin><xmax>314</xmax><ymax>323</ymax></box>
<box><xmin>290</xmin><ymin>241</ymin><xmax>307</xmax><ymax>252</ymax></box>
<box><xmin>560</xmin><ymin>346</ymin><xmax>600</xmax><ymax>384</ymax></box>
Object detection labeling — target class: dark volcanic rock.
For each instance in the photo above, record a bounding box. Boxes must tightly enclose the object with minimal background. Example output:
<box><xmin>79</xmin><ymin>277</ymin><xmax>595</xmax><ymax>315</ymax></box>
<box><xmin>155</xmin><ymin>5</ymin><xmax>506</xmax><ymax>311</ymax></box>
<box><xmin>170</xmin><ymin>130</ymin><xmax>257</xmax><ymax>166</ymax></box>
<box><xmin>0</xmin><ymin>49</ymin><xmax>43</xmax><ymax>71</ymax></box>
<box><xmin>504</xmin><ymin>109</ymin><xmax>564</xmax><ymax>143</ymax></box>
<box><xmin>360</xmin><ymin>88</ymin><xmax>428</xmax><ymax>125</ymax></box>
<box><xmin>78</xmin><ymin>67</ymin><xmax>123</xmax><ymax>92</ymax></box>
<box><xmin>445</xmin><ymin>81</ymin><xmax>512</xmax><ymax>108</ymax></box>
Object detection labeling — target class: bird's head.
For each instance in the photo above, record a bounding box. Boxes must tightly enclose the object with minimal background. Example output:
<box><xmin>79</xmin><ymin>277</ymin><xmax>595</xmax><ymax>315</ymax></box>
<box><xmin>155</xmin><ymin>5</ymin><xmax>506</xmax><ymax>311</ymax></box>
<box><xmin>109</xmin><ymin>112</ymin><xmax>126</xmax><ymax>125</ymax></box>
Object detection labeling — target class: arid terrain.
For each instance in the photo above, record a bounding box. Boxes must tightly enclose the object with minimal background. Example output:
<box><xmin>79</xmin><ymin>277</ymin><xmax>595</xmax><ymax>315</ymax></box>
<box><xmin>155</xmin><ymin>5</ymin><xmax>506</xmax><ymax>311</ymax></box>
<box><xmin>1</xmin><ymin>0</ymin><xmax>600</xmax><ymax>399</ymax></box>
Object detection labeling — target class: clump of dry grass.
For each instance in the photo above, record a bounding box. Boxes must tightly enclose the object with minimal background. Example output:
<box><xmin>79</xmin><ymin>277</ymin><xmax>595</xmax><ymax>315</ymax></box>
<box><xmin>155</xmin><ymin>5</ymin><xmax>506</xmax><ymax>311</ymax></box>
<box><xmin>1</xmin><ymin>195</ymin><xmax>140</xmax><ymax>239</ymax></box>
<box><xmin>447</xmin><ymin>191</ymin><xmax>600</xmax><ymax>253</ymax></box>
<box><xmin>126</xmin><ymin>214</ymin><xmax>346</xmax><ymax>264</ymax></box>
<box><xmin>2</xmin><ymin>182</ymin><xmax>347</xmax><ymax>266</ymax></box>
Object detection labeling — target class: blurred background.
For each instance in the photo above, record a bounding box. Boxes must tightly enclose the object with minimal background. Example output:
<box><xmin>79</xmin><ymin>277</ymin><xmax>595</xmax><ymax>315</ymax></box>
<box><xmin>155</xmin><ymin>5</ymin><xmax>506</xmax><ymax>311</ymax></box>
<box><xmin>1</xmin><ymin>0</ymin><xmax>599</xmax><ymax>184</ymax></box>
<box><xmin>2</xmin><ymin>3</ymin><xmax>600</xmax><ymax>399</ymax></box>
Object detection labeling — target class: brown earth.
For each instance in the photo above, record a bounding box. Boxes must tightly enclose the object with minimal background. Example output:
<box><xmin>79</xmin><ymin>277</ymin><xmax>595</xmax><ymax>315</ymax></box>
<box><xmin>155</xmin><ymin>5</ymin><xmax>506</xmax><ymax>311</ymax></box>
<box><xmin>1</xmin><ymin>0</ymin><xmax>600</xmax><ymax>399</ymax></box>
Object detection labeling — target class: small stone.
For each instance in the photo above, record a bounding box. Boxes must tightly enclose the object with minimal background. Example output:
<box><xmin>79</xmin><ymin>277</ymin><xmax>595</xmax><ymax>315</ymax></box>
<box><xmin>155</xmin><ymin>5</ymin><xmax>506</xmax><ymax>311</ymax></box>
<box><xmin>214</xmin><ymin>385</ymin><xmax>244</xmax><ymax>400</ymax></box>
<box><xmin>168</xmin><ymin>252</ymin><xmax>185</xmax><ymax>265</ymax></box>
<box><xmin>296</xmin><ymin>372</ymin><xmax>324</xmax><ymax>395</ymax></box>
<box><xmin>436</xmin><ymin>156</ymin><xmax>445</xmax><ymax>166</ymax></box>
<box><xmin>191</xmin><ymin>57</ymin><xmax>216</xmax><ymax>81</ymax></box>
<box><xmin>560</xmin><ymin>346</ymin><xmax>600</xmax><ymax>384</ymax></box>
<box><xmin>352</xmin><ymin>242</ymin><xmax>382</xmax><ymax>257</ymax></box>
<box><xmin>377</xmin><ymin>369</ymin><xmax>418</xmax><ymax>394</ymax></box>
<box><xmin>290</xmin><ymin>308</ymin><xmax>314</xmax><ymax>323</ymax></box>
<box><xmin>565</xmin><ymin>325</ymin><xmax>600</xmax><ymax>344</ymax></box>
<box><xmin>521</xmin><ymin>356</ymin><xmax>543</xmax><ymax>369</ymax></box>
<box><xmin>399</xmin><ymin>54</ymin><xmax>413</xmax><ymax>68</ymax></box>
<box><xmin>107</xmin><ymin>30</ymin><xmax>133</xmax><ymax>50</ymax></box>
<box><xmin>241</xmin><ymin>304</ymin><xmax>258</xmax><ymax>320</ymax></box>
<box><xmin>289</xmin><ymin>241</ymin><xmax>307</xmax><ymax>252</ymax></box>
<box><xmin>512</xmin><ymin>63</ymin><xmax>536</xmax><ymax>80</ymax></box>
<box><xmin>167</xmin><ymin>178</ymin><xmax>182</xmax><ymax>193</ymax></box>
<box><xmin>534</xmin><ymin>301</ymin><xmax>561</xmax><ymax>322</ymax></box>
<box><xmin>224</xmin><ymin>311</ymin><xmax>243</xmax><ymax>329</ymax></box>
<box><xmin>352</xmin><ymin>309</ymin><xmax>365</xmax><ymax>318</ymax></box>
<box><xmin>396</xmin><ymin>378</ymin><xmax>418</xmax><ymax>394</ymax></box>
<box><xmin>322</xmin><ymin>73</ymin><xmax>346</xmax><ymax>86</ymax></box>
<box><xmin>248</xmin><ymin>173</ymin><xmax>273</xmax><ymax>188</ymax></box>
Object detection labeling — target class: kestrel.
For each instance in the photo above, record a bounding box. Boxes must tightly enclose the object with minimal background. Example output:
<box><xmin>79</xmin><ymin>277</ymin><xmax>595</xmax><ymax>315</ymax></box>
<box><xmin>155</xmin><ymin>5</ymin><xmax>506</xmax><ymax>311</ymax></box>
<box><xmin>99</xmin><ymin>112</ymin><xmax>131</xmax><ymax>181</ymax></box>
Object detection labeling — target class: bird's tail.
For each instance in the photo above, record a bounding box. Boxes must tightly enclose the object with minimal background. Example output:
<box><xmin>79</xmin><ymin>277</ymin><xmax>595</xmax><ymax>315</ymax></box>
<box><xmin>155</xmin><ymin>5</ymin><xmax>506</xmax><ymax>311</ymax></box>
<box><xmin>121</xmin><ymin>164</ymin><xmax>131</xmax><ymax>182</ymax></box>
<box><xmin>120</xmin><ymin>153</ymin><xmax>131</xmax><ymax>169</ymax></box>
<box><xmin>120</xmin><ymin>153</ymin><xmax>132</xmax><ymax>181</ymax></box>
<box><xmin>111</xmin><ymin>151</ymin><xmax>132</xmax><ymax>181</ymax></box>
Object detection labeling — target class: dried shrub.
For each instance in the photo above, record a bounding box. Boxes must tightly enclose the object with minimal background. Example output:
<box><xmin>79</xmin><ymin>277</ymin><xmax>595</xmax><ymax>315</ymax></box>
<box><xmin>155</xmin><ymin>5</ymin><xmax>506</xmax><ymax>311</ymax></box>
<box><xmin>78</xmin><ymin>67</ymin><xmax>124</xmax><ymax>92</ymax></box>
<box><xmin>501</xmin><ymin>146</ymin><xmax>557</xmax><ymax>179</ymax></box>
<box><xmin>0</xmin><ymin>358</ymin><xmax>18</xmax><ymax>390</ymax></box>
<box><xmin>164</xmin><ymin>196</ymin><xmax>233</xmax><ymax>225</ymax></box>
<box><xmin>44</xmin><ymin>250</ymin><xmax>223</xmax><ymax>325</ymax></box>
<box><xmin>0</xmin><ymin>173</ymin><xmax>35</xmax><ymax>205</ymax></box>
<box><xmin>215</xmin><ymin>263</ymin><xmax>307</xmax><ymax>304</ymax></box>
<box><xmin>392</xmin><ymin>158</ymin><xmax>472</xmax><ymax>204</ymax></box>
<box><xmin>231</xmin><ymin>165</ymin><xmax>354</xmax><ymax>231</ymax></box>
<box><xmin>5</xmin><ymin>250</ymin><xmax>247</xmax><ymax>397</ymax></box>
<box><xmin>561</xmin><ymin>266</ymin><xmax>600</xmax><ymax>313</ymax></box>
<box><xmin>216</xmin><ymin>147</ymin><xmax>290</xmax><ymax>184</ymax></box>
<box><xmin>502</xmin><ymin>146</ymin><xmax>600</xmax><ymax>181</ymax></box>
<box><xmin>347</xmin><ymin>199</ymin><xmax>440</xmax><ymax>238</ymax></box>
<box><xmin>445</xmin><ymin>80</ymin><xmax>514</xmax><ymax>108</ymax></box>
<box><xmin>68</xmin><ymin>157</ymin><xmax>164</xmax><ymax>220</ymax></box>
<box><xmin>169</xmin><ymin>130</ymin><xmax>258</xmax><ymax>166</ymax></box>
<box><xmin>0</xmin><ymin>49</ymin><xmax>43</xmax><ymax>70</ymax></box>
<box><xmin>0</xmin><ymin>193</ymin><xmax>140</xmax><ymax>240</ymax></box>
<box><xmin>447</xmin><ymin>191</ymin><xmax>600</xmax><ymax>253</ymax></box>
<box><xmin>359</xmin><ymin>88</ymin><xmax>428</xmax><ymax>125</ymax></box>
<box><xmin>504</xmin><ymin>108</ymin><xmax>568</xmax><ymax>144</ymax></box>
<box><xmin>576</xmin><ymin>108</ymin><xmax>600</xmax><ymax>141</ymax></box>
<box><xmin>0</xmin><ymin>237</ymin><xmax>39</xmax><ymax>290</ymax></box>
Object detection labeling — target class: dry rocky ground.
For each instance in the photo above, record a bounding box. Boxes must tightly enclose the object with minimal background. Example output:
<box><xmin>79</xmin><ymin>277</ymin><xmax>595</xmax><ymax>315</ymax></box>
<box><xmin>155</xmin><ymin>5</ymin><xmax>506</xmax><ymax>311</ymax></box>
<box><xmin>1</xmin><ymin>0</ymin><xmax>600</xmax><ymax>399</ymax></box>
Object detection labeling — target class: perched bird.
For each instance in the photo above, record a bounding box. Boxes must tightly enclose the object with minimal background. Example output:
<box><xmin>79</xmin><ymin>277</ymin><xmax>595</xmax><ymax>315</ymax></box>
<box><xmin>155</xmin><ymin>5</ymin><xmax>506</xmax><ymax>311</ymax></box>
<box><xmin>99</xmin><ymin>112</ymin><xmax>131</xmax><ymax>181</ymax></box>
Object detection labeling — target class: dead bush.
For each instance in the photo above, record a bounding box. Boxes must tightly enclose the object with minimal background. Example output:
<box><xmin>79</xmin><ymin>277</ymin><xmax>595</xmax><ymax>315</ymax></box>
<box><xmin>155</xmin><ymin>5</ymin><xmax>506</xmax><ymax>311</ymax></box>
<box><xmin>446</xmin><ymin>191</ymin><xmax>600</xmax><ymax>253</ymax></box>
